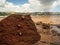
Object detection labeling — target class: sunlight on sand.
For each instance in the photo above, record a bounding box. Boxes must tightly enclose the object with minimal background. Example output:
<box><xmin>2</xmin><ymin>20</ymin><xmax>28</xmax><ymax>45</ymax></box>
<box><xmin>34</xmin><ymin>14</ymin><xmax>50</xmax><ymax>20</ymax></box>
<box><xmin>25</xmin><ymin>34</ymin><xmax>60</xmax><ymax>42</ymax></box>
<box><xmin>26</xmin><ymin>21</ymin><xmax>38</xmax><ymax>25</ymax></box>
<box><xmin>32</xmin><ymin>15</ymin><xmax>60</xmax><ymax>24</ymax></box>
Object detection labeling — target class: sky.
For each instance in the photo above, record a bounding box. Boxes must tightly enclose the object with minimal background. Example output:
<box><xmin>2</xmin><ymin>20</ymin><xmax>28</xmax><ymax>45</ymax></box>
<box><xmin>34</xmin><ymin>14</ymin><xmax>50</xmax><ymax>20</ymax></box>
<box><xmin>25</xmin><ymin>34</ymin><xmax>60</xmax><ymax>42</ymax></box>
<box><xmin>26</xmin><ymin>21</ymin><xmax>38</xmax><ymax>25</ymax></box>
<box><xmin>7</xmin><ymin>0</ymin><xmax>28</xmax><ymax>5</ymax></box>
<box><xmin>0</xmin><ymin>0</ymin><xmax>60</xmax><ymax>12</ymax></box>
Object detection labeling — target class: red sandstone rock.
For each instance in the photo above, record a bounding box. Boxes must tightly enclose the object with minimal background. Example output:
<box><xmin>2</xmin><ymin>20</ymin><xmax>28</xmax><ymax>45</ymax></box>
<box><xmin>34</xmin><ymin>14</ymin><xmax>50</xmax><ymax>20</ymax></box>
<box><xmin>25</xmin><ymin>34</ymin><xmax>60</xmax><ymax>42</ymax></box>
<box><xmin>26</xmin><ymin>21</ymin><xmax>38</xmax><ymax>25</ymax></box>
<box><xmin>0</xmin><ymin>14</ymin><xmax>40</xmax><ymax>45</ymax></box>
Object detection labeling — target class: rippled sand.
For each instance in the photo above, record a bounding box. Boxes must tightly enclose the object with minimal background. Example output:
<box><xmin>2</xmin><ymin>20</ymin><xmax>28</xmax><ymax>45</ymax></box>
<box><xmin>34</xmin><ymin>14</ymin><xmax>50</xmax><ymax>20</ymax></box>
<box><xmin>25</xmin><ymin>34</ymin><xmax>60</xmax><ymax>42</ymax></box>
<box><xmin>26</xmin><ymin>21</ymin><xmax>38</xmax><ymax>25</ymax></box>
<box><xmin>32</xmin><ymin>15</ymin><xmax>60</xmax><ymax>45</ymax></box>
<box><xmin>31</xmin><ymin>15</ymin><xmax>60</xmax><ymax>24</ymax></box>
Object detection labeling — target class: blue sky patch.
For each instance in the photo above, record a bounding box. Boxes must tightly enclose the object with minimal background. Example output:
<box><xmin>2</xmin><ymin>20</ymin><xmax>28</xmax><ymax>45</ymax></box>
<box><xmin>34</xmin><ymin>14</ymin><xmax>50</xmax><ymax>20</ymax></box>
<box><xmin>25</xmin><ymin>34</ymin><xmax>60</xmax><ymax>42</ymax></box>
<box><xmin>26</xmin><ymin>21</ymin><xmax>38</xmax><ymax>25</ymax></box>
<box><xmin>7</xmin><ymin>0</ymin><xmax>28</xmax><ymax>5</ymax></box>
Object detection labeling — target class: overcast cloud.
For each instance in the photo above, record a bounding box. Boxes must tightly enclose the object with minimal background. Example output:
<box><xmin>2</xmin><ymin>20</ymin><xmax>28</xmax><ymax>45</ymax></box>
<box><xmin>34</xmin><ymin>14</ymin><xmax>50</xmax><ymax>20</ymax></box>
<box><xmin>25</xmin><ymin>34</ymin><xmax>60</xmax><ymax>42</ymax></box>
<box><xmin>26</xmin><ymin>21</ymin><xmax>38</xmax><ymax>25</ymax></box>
<box><xmin>0</xmin><ymin>0</ymin><xmax>60</xmax><ymax>12</ymax></box>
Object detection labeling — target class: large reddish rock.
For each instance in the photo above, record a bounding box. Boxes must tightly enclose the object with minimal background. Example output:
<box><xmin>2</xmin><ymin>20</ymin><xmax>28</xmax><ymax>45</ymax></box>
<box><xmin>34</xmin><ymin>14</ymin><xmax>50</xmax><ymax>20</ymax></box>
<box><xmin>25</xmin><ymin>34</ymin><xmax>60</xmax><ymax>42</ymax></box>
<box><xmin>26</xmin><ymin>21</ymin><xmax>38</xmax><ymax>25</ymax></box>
<box><xmin>0</xmin><ymin>14</ymin><xmax>40</xmax><ymax>45</ymax></box>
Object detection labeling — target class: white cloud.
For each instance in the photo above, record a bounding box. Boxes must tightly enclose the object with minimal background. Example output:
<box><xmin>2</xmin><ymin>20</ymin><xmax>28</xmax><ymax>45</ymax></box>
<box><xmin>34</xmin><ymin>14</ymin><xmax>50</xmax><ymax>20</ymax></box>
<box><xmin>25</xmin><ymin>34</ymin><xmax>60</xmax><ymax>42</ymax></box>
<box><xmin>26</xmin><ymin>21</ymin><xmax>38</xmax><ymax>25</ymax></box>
<box><xmin>0</xmin><ymin>0</ymin><xmax>6</xmax><ymax>7</ymax></box>
<box><xmin>50</xmin><ymin>0</ymin><xmax>60</xmax><ymax>12</ymax></box>
<box><xmin>29</xmin><ymin>0</ymin><xmax>42</xmax><ymax>12</ymax></box>
<box><xmin>0</xmin><ymin>0</ymin><xmax>60</xmax><ymax>12</ymax></box>
<box><xmin>57</xmin><ymin>0</ymin><xmax>60</xmax><ymax>5</ymax></box>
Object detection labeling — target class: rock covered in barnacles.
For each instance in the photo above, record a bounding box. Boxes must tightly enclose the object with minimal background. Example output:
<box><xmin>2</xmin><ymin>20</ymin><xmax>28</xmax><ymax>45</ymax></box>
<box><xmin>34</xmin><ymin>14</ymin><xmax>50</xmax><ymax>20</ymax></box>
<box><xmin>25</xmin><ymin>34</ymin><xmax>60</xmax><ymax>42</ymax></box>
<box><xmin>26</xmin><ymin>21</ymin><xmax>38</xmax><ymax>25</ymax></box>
<box><xmin>0</xmin><ymin>14</ymin><xmax>41</xmax><ymax>45</ymax></box>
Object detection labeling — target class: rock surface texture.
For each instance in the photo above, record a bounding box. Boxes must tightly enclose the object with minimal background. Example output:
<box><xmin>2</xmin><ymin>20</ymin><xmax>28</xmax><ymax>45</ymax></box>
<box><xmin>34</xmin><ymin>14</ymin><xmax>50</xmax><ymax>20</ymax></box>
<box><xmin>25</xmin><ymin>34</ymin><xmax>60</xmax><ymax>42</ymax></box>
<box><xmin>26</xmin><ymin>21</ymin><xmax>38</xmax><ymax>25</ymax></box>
<box><xmin>0</xmin><ymin>14</ymin><xmax>40</xmax><ymax>45</ymax></box>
